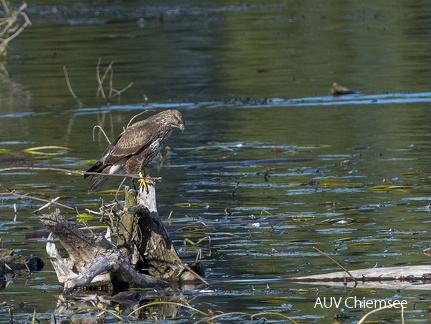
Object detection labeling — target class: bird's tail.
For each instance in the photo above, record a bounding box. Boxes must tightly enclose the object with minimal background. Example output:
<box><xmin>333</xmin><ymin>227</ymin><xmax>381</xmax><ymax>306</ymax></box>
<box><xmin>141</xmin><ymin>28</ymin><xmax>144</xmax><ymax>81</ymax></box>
<box><xmin>88</xmin><ymin>172</ymin><xmax>110</xmax><ymax>193</ymax></box>
<box><xmin>84</xmin><ymin>161</ymin><xmax>111</xmax><ymax>193</ymax></box>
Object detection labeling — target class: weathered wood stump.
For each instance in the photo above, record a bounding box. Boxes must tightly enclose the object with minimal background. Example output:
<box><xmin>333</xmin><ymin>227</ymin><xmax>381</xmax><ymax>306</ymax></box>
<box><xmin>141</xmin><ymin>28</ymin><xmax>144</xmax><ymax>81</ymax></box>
<box><xmin>41</xmin><ymin>182</ymin><xmax>206</xmax><ymax>291</ymax></box>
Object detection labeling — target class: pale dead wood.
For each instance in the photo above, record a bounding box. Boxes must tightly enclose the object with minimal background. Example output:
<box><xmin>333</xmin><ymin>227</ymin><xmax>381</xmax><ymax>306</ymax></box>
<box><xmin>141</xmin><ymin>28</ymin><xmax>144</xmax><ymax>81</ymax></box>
<box><xmin>42</xmin><ymin>209</ymin><xmax>170</xmax><ymax>291</ymax></box>
<box><xmin>0</xmin><ymin>3</ymin><xmax>30</xmax><ymax>50</ymax></box>
<box><xmin>126</xmin><ymin>110</ymin><xmax>151</xmax><ymax>128</ymax></box>
<box><xmin>92</xmin><ymin>125</ymin><xmax>111</xmax><ymax>144</ymax></box>
<box><xmin>95</xmin><ymin>58</ymin><xmax>133</xmax><ymax>103</ymax></box>
<box><xmin>0</xmin><ymin>2</ymin><xmax>30</xmax><ymax>78</ymax></box>
<box><xmin>62</xmin><ymin>66</ymin><xmax>83</xmax><ymax>107</ymax></box>
<box><xmin>41</xmin><ymin>183</ymin><xmax>207</xmax><ymax>291</ymax></box>
<box><xmin>96</xmin><ymin>57</ymin><xmax>112</xmax><ymax>99</ymax></box>
<box><xmin>288</xmin><ymin>265</ymin><xmax>431</xmax><ymax>289</ymax></box>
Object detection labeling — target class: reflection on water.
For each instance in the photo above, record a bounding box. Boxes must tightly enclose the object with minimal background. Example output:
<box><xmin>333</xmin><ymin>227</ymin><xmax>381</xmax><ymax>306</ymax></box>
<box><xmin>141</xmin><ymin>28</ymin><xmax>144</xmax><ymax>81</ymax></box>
<box><xmin>9</xmin><ymin>0</ymin><xmax>431</xmax><ymax>107</ymax></box>
<box><xmin>2</xmin><ymin>103</ymin><xmax>431</xmax><ymax>322</ymax></box>
<box><xmin>2</xmin><ymin>1</ymin><xmax>431</xmax><ymax>323</ymax></box>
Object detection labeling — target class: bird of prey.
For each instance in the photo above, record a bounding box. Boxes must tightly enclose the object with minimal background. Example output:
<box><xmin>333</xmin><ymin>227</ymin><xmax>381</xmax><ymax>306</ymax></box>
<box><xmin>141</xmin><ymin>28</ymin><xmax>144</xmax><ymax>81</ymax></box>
<box><xmin>84</xmin><ymin>109</ymin><xmax>185</xmax><ymax>192</ymax></box>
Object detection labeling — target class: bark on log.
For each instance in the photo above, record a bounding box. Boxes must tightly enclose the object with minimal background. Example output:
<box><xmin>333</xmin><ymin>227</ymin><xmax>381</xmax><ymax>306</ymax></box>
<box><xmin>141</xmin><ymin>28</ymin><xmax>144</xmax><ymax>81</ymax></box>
<box><xmin>41</xmin><ymin>182</ymin><xmax>206</xmax><ymax>291</ymax></box>
<box><xmin>134</xmin><ymin>187</ymin><xmax>206</xmax><ymax>282</ymax></box>
<box><xmin>116</xmin><ymin>186</ymin><xmax>206</xmax><ymax>283</ymax></box>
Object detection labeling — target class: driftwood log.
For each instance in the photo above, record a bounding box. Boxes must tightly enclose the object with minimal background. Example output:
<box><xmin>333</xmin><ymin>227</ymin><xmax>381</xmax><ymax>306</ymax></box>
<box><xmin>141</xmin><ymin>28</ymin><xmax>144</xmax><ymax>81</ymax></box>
<box><xmin>288</xmin><ymin>265</ymin><xmax>431</xmax><ymax>290</ymax></box>
<box><xmin>41</xmin><ymin>182</ymin><xmax>206</xmax><ymax>291</ymax></box>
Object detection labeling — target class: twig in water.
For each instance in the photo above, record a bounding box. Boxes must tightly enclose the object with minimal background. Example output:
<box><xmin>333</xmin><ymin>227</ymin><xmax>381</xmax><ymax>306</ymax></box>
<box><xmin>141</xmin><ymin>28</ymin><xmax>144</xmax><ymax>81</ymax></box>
<box><xmin>1</xmin><ymin>0</ymin><xmax>10</xmax><ymax>15</ymax></box>
<box><xmin>8</xmin><ymin>307</ymin><xmax>13</xmax><ymax>322</ymax></box>
<box><xmin>3</xmin><ymin>261</ymin><xmax>15</xmax><ymax>276</ymax></box>
<box><xmin>13</xmin><ymin>202</ymin><xmax>17</xmax><ymax>221</ymax></box>
<box><xmin>313</xmin><ymin>246</ymin><xmax>357</xmax><ymax>284</ymax></box>
<box><xmin>111</xmin><ymin>81</ymin><xmax>133</xmax><ymax>100</ymax></box>
<box><xmin>0</xmin><ymin>190</ymin><xmax>74</xmax><ymax>210</ymax></box>
<box><xmin>0</xmin><ymin>3</ymin><xmax>31</xmax><ymax>50</ymax></box>
<box><xmin>95</xmin><ymin>57</ymin><xmax>134</xmax><ymax>104</ymax></box>
<box><xmin>357</xmin><ymin>304</ymin><xmax>405</xmax><ymax>324</ymax></box>
<box><xmin>0</xmin><ymin>3</ymin><xmax>31</xmax><ymax>78</ymax></box>
<box><xmin>32</xmin><ymin>309</ymin><xmax>37</xmax><ymax>324</ymax></box>
<box><xmin>232</xmin><ymin>176</ymin><xmax>244</xmax><ymax>198</ymax></box>
<box><xmin>33</xmin><ymin>196</ymin><xmax>61</xmax><ymax>213</ymax></box>
<box><xmin>92</xmin><ymin>125</ymin><xmax>111</xmax><ymax>144</ymax></box>
<box><xmin>63</xmin><ymin>66</ymin><xmax>83</xmax><ymax>107</ymax></box>
<box><xmin>126</xmin><ymin>110</ymin><xmax>154</xmax><ymax>129</ymax></box>
<box><xmin>167</xmin><ymin>210</ymin><xmax>173</xmax><ymax>221</ymax></box>
<box><xmin>108</xmin><ymin>60</ymin><xmax>113</xmax><ymax>99</ymax></box>
<box><xmin>96</xmin><ymin>58</ymin><xmax>114</xmax><ymax>101</ymax></box>
<box><xmin>96</xmin><ymin>57</ymin><xmax>107</xmax><ymax>100</ymax></box>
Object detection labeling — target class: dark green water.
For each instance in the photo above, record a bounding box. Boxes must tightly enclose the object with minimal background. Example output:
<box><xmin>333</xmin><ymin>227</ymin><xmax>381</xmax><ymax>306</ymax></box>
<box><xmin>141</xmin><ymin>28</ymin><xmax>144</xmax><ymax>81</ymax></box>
<box><xmin>2</xmin><ymin>1</ymin><xmax>431</xmax><ymax>323</ymax></box>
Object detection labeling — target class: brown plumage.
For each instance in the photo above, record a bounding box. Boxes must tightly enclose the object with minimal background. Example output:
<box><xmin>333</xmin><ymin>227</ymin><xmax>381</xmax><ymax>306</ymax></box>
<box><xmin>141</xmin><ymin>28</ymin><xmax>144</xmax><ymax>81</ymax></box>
<box><xmin>84</xmin><ymin>109</ymin><xmax>185</xmax><ymax>192</ymax></box>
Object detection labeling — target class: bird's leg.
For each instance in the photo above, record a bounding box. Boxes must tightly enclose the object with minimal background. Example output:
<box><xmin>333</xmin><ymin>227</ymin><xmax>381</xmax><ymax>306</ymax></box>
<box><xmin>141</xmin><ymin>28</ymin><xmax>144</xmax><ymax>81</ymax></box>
<box><xmin>137</xmin><ymin>169</ymin><xmax>152</xmax><ymax>193</ymax></box>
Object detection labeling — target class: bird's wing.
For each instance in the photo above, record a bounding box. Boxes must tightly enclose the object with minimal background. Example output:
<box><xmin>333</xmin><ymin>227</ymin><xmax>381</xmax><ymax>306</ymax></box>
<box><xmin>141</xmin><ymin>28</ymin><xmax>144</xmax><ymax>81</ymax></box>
<box><xmin>103</xmin><ymin>123</ymin><xmax>159</xmax><ymax>165</ymax></box>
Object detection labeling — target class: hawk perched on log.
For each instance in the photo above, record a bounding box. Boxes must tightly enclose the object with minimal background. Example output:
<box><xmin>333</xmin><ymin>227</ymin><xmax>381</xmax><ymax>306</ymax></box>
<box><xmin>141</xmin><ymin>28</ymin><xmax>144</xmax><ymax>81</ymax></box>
<box><xmin>84</xmin><ymin>109</ymin><xmax>185</xmax><ymax>192</ymax></box>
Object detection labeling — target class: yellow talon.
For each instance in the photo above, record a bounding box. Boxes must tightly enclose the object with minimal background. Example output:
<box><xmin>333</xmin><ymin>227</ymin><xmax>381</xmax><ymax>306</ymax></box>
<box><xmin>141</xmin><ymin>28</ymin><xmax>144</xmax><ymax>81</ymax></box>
<box><xmin>138</xmin><ymin>171</ymin><xmax>151</xmax><ymax>193</ymax></box>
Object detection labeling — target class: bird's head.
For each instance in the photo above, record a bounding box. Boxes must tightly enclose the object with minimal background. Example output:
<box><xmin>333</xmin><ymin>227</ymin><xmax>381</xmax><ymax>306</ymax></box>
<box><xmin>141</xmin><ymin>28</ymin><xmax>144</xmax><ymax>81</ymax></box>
<box><xmin>169</xmin><ymin>109</ymin><xmax>185</xmax><ymax>132</ymax></box>
<box><xmin>155</xmin><ymin>109</ymin><xmax>185</xmax><ymax>132</ymax></box>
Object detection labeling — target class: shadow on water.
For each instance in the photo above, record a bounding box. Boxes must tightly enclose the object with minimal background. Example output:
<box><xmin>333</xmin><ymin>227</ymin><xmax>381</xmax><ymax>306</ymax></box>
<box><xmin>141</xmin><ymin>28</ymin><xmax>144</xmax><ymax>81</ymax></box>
<box><xmin>3</xmin><ymin>1</ymin><xmax>431</xmax><ymax>323</ymax></box>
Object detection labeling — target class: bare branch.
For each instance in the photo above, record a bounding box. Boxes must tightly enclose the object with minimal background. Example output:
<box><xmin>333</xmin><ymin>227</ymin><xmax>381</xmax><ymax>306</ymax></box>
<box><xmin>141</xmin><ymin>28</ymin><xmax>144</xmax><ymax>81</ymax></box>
<box><xmin>0</xmin><ymin>165</ymin><xmax>161</xmax><ymax>181</ymax></box>
<box><xmin>92</xmin><ymin>125</ymin><xmax>111</xmax><ymax>144</ymax></box>
<box><xmin>313</xmin><ymin>246</ymin><xmax>357</xmax><ymax>284</ymax></box>
<box><xmin>126</xmin><ymin>109</ymin><xmax>153</xmax><ymax>128</ymax></box>
<box><xmin>96</xmin><ymin>58</ymin><xmax>114</xmax><ymax>101</ymax></box>
<box><xmin>111</xmin><ymin>82</ymin><xmax>134</xmax><ymax>99</ymax></box>
<box><xmin>94</xmin><ymin>58</ymin><xmax>133</xmax><ymax>104</ymax></box>
<box><xmin>1</xmin><ymin>0</ymin><xmax>10</xmax><ymax>16</ymax></box>
<box><xmin>63</xmin><ymin>66</ymin><xmax>83</xmax><ymax>107</ymax></box>
<box><xmin>108</xmin><ymin>63</ymin><xmax>113</xmax><ymax>99</ymax></box>
<box><xmin>0</xmin><ymin>3</ymin><xmax>30</xmax><ymax>77</ymax></box>
<box><xmin>0</xmin><ymin>4</ymin><xmax>30</xmax><ymax>45</ymax></box>
<box><xmin>95</xmin><ymin>57</ymin><xmax>105</xmax><ymax>99</ymax></box>
<box><xmin>0</xmin><ymin>191</ymin><xmax>74</xmax><ymax>210</ymax></box>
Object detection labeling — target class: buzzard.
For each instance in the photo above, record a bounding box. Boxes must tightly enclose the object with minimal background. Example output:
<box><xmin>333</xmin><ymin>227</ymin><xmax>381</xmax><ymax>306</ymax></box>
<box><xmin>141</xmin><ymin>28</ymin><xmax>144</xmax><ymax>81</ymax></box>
<box><xmin>84</xmin><ymin>109</ymin><xmax>185</xmax><ymax>192</ymax></box>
